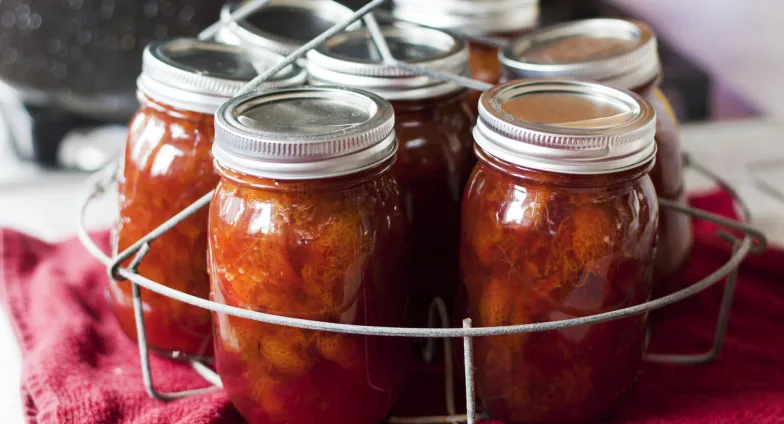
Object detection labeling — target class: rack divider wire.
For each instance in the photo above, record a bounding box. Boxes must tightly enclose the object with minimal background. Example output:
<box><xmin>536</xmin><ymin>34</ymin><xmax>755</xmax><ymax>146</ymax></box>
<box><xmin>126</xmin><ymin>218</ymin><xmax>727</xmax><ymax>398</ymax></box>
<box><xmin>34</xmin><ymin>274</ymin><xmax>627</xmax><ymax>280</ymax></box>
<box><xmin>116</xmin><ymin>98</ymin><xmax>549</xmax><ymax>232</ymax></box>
<box><xmin>76</xmin><ymin>2</ymin><xmax>768</xmax><ymax>423</ymax></box>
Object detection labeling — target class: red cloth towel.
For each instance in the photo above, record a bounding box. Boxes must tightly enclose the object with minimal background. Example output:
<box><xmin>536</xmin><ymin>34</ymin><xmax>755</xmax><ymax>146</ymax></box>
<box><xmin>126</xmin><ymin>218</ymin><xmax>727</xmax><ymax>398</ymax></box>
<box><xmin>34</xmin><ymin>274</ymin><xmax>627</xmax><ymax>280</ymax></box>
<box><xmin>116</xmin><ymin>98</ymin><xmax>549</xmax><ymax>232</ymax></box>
<box><xmin>2</xmin><ymin>190</ymin><xmax>783</xmax><ymax>424</ymax></box>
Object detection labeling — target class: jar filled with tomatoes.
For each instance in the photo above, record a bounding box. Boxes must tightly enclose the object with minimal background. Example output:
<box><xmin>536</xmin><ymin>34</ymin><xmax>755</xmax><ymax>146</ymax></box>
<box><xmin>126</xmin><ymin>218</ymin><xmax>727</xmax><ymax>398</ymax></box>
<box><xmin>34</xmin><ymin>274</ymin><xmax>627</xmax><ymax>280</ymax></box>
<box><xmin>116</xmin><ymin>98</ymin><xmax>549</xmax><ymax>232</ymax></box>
<box><xmin>306</xmin><ymin>26</ymin><xmax>477</xmax><ymax>414</ymax></box>
<box><xmin>307</xmin><ymin>23</ymin><xmax>475</xmax><ymax>339</ymax></box>
<box><xmin>500</xmin><ymin>18</ymin><xmax>691</xmax><ymax>284</ymax></box>
<box><xmin>111</xmin><ymin>39</ymin><xmax>305</xmax><ymax>359</ymax></box>
<box><xmin>209</xmin><ymin>86</ymin><xmax>410</xmax><ymax>424</ymax></box>
<box><xmin>462</xmin><ymin>79</ymin><xmax>659</xmax><ymax>423</ymax></box>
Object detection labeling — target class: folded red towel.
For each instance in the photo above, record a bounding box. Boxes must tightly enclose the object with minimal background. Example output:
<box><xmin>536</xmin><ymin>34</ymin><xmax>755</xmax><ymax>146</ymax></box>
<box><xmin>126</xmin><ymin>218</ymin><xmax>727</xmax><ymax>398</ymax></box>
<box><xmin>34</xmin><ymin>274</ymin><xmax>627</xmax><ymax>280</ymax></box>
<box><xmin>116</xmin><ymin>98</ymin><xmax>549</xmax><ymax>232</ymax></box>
<box><xmin>0</xmin><ymin>231</ymin><xmax>240</xmax><ymax>424</ymax></box>
<box><xmin>1</xmin><ymin>190</ymin><xmax>783</xmax><ymax>424</ymax></box>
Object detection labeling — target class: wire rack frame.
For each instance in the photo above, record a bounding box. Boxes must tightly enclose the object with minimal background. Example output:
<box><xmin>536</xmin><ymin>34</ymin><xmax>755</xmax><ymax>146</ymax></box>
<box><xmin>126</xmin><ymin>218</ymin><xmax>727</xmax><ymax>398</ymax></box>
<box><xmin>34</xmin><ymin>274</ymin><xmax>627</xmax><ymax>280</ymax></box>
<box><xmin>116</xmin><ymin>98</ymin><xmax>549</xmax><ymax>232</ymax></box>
<box><xmin>75</xmin><ymin>1</ymin><xmax>768</xmax><ymax>423</ymax></box>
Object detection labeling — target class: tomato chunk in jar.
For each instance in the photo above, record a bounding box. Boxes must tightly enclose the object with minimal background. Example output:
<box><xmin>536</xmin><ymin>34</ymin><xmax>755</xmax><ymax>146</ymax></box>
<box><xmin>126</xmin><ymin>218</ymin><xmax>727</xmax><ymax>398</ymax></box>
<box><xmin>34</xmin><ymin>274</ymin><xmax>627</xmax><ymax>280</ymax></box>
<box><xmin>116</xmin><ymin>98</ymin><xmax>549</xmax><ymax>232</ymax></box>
<box><xmin>308</xmin><ymin>24</ymin><xmax>476</xmax><ymax>339</ymax></box>
<box><xmin>462</xmin><ymin>79</ymin><xmax>659</xmax><ymax>423</ymax></box>
<box><xmin>209</xmin><ymin>87</ymin><xmax>410</xmax><ymax>424</ymax></box>
<box><xmin>111</xmin><ymin>39</ymin><xmax>304</xmax><ymax>358</ymax></box>
<box><xmin>500</xmin><ymin>18</ymin><xmax>692</xmax><ymax>285</ymax></box>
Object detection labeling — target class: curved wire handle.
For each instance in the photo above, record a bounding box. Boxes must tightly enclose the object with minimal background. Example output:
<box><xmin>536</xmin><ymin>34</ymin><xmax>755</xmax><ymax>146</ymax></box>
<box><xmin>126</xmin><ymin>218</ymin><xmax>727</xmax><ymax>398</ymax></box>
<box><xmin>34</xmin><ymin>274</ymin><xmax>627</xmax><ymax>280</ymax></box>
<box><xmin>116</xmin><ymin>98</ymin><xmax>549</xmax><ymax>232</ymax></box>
<box><xmin>79</xmin><ymin>156</ymin><xmax>766</xmax><ymax>339</ymax></box>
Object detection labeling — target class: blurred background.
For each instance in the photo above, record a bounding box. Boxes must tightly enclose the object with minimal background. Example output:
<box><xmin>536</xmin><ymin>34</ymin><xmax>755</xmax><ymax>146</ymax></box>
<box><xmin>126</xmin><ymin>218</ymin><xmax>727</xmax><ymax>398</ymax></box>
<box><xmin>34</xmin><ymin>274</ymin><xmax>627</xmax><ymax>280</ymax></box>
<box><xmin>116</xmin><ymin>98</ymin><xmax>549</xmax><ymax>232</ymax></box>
<box><xmin>0</xmin><ymin>0</ymin><xmax>782</xmax><ymax>422</ymax></box>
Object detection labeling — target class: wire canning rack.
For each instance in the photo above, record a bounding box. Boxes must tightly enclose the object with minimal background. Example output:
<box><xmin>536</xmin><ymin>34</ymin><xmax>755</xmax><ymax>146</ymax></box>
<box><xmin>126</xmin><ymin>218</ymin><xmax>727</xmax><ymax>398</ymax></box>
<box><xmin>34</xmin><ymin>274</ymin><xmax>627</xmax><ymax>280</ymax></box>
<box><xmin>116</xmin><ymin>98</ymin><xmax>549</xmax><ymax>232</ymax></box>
<box><xmin>76</xmin><ymin>1</ymin><xmax>769</xmax><ymax>423</ymax></box>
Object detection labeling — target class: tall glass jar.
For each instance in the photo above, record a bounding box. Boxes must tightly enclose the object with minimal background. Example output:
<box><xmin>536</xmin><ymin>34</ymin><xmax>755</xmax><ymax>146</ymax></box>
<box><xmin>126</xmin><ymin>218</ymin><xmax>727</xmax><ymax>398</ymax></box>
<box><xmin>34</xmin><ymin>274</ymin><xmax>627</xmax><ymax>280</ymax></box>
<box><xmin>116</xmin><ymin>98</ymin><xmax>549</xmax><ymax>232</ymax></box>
<box><xmin>462</xmin><ymin>79</ymin><xmax>659</xmax><ymax>423</ymax></box>
<box><xmin>306</xmin><ymin>26</ymin><xmax>476</xmax><ymax>414</ymax></box>
<box><xmin>209</xmin><ymin>87</ymin><xmax>409</xmax><ymax>424</ymax></box>
<box><xmin>216</xmin><ymin>0</ymin><xmax>360</xmax><ymax>61</ymax></box>
<box><xmin>111</xmin><ymin>39</ymin><xmax>305</xmax><ymax>359</ymax></box>
<box><xmin>500</xmin><ymin>19</ymin><xmax>692</xmax><ymax>283</ymax></box>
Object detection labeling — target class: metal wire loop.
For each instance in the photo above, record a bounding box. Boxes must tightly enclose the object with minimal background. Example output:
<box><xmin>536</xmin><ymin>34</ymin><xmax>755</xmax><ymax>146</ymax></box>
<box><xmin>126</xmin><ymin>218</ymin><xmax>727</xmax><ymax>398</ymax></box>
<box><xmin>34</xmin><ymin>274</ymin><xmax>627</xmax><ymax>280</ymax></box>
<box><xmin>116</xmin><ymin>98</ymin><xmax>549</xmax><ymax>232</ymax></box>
<box><xmin>197</xmin><ymin>0</ymin><xmax>272</xmax><ymax>41</ymax></box>
<box><xmin>77</xmin><ymin>155</ymin><xmax>765</xmax><ymax>338</ymax></box>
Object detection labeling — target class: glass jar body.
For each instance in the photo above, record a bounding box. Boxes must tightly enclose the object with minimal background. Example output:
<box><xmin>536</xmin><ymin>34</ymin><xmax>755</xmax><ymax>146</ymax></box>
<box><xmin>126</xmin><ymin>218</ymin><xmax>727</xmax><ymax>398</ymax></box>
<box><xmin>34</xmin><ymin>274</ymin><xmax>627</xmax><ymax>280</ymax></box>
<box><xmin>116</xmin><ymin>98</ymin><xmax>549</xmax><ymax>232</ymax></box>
<box><xmin>209</xmin><ymin>161</ymin><xmax>410</xmax><ymax>424</ymax></box>
<box><xmin>470</xmin><ymin>29</ymin><xmax>533</xmax><ymax>86</ymax></box>
<box><xmin>392</xmin><ymin>92</ymin><xmax>477</xmax><ymax>329</ymax></box>
<box><xmin>636</xmin><ymin>81</ymin><xmax>693</xmax><ymax>283</ymax></box>
<box><xmin>460</xmin><ymin>149</ymin><xmax>658</xmax><ymax>423</ymax></box>
<box><xmin>388</xmin><ymin>92</ymin><xmax>476</xmax><ymax>415</ymax></box>
<box><xmin>470</xmin><ymin>42</ymin><xmax>504</xmax><ymax>87</ymax></box>
<box><xmin>467</xmin><ymin>30</ymin><xmax>532</xmax><ymax>113</ymax></box>
<box><xmin>110</xmin><ymin>92</ymin><xmax>216</xmax><ymax>358</ymax></box>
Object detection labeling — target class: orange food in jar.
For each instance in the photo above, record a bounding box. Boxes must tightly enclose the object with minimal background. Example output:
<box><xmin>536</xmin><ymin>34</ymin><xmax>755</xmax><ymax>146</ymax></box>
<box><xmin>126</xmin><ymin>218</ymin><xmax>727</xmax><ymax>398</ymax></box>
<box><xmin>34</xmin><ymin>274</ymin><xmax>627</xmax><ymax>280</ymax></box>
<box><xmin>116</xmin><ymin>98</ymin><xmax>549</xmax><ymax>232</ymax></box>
<box><xmin>307</xmin><ymin>25</ymin><xmax>477</xmax><ymax>415</ymax></box>
<box><xmin>111</xmin><ymin>39</ymin><xmax>304</xmax><ymax>358</ymax></box>
<box><xmin>500</xmin><ymin>18</ymin><xmax>691</xmax><ymax>285</ymax></box>
<box><xmin>209</xmin><ymin>86</ymin><xmax>410</xmax><ymax>424</ymax></box>
<box><xmin>462</xmin><ymin>79</ymin><xmax>658</xmax><ymax>423</ymax></box>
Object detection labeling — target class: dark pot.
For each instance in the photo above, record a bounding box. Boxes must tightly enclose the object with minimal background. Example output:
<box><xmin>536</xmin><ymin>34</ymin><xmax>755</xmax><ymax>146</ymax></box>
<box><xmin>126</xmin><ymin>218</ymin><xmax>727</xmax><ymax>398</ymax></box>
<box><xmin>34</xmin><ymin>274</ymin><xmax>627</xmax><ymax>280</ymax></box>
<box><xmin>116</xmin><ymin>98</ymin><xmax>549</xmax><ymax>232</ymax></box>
<box><xmin>0</xmin><ymin>0</ymin><xmax>222</xmax><ymax>120</ymax></box>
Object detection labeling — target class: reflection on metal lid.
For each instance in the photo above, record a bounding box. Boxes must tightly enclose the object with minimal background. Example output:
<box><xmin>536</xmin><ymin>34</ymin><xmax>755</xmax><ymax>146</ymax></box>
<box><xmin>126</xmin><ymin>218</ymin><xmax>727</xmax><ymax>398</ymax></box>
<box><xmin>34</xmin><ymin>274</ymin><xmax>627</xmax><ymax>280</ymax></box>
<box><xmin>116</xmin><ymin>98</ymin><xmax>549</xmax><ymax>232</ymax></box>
<box><xmin>522</xmin><ymin>36</ymin><xmax>638</xmax><ymax>64</ymax></box>
<box><xmin>237</xmin><ymin>97</ymin><xmax>372</xmax><ymax>134</ymax></box>
<box><xmin>500</xmin><ymin>92</ymin><xmax>634</xmax><ymax>127</ymax></box>
<box><xmin>138</xmin><ymin>38</ymin><xmax>305</xmax><ymax>114</ymax></box>
<box><xmin>501</xmin><ymin>19</ymin><xmax>660</xmax><ymax>90</ymax></box>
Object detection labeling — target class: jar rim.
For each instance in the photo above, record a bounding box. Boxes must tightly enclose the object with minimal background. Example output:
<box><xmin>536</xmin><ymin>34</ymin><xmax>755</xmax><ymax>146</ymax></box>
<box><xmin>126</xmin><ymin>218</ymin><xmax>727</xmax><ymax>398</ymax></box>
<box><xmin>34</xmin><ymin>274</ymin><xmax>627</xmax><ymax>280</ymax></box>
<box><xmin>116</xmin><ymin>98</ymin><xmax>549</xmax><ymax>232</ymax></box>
<box><xmin>474</xmin><ymin>143</ymin><xmax>655</xmax><ymax>188</ymax></box>
<box><xmin>213</xmin><ymin>155</ymin><xmax>396</xmax><ymax>190</ymax></box>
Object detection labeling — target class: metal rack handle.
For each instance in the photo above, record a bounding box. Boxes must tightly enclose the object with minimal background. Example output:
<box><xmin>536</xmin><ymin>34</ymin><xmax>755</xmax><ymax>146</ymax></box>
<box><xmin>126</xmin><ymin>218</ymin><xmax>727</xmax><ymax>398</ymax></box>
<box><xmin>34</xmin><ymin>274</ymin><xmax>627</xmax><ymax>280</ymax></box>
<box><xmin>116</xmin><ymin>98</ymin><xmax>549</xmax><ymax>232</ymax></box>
<box><xmin>78</xmin><ymin>158</ymin><xmax>764</xmax><ymax>339</ymax></box>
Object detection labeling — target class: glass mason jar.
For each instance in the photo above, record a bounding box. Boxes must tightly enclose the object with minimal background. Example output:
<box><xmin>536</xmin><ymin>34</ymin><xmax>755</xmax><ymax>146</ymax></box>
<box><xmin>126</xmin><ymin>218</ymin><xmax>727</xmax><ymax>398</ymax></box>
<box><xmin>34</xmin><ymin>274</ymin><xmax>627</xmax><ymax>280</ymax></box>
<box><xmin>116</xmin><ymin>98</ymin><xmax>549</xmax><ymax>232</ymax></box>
<box><xmin>216</xmin><ymin>0</ymin><xmax>360</xmax><ymax>61</ymax></box>
<box><xmin>462</xmin><ymin>79</ymin><xmax>659</xmax><ymax>423</ymax></box>
<box><xmin>209</xmin><ymin>87</ymin><xmax>410</xmax><ymax>424</ymax></box>
<box><xmin>306</xmin><ymin>25</ymin><xmax>477</xmax><ymax>415</ymax></box>
<box><xmin>500</xmin><ymin>18</ymin><xmax>692</xmax><ymax>284</ymax></box>
<box><xmin>111</xmin><ymin>39</ymin><xmax>305</xmax><ymax>359</ymax></box>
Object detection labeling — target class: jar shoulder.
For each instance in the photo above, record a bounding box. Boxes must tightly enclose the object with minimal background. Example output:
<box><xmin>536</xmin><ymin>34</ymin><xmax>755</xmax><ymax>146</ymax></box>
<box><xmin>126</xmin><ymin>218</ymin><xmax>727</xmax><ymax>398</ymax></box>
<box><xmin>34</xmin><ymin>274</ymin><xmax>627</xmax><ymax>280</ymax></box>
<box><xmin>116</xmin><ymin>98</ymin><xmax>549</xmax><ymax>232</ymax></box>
<box><xmin>122</xmin><ymin>104</ymin><xmax>216</xmax><ymax>181</ymax></box>
<box><xmin>393</xmin><ymin>98</ymin><xmax>476</xmax><ymax>172</ymax></box>
<box><xmin>209</xmin><ymin>176</ymin><xmax>406</xmax><ymax>244</ymax></box>
<box><xmin>462</xmin><ymin>164</ymin><xmax>659</xmax><ymax>252</ymax></box>
<box><xmin>208</xmin><ymin>175</ymin><xmax>409</xmax><ymax>317</ymax></box>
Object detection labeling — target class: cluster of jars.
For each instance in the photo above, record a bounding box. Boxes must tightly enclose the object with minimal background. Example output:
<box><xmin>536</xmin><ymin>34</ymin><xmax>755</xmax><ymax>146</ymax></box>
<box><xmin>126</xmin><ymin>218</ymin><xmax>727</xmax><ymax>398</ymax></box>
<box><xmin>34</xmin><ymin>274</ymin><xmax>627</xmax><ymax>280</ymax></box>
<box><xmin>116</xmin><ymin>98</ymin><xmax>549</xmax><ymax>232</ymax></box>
<box><xmin>108</xmin><ymin>1</ymin><xmax>693</xmax><ymax>423</ymax></box>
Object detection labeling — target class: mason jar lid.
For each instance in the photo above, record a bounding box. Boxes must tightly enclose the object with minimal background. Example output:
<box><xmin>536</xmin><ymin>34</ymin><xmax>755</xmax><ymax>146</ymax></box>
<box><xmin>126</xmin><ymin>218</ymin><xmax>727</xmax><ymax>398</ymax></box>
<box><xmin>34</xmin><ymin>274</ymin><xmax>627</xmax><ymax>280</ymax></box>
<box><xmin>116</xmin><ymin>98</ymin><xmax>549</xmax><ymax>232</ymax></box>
<box><xmin>391</xmin><ymin>0</ymin><xmax>539</xmax><ymax>34</ymax></box>
<box><xmin>474</xmin><ymin>79</ymin><xmax>656</xmax><ymax>174</ymax></box>
<box><xmin>216</xmin><ymin>0</ymin><xmax>361</xmax><ymax>57</ymax></box>
<box><xmin>500</xmin><ymin>19</ymin><xmax>660</xmax><ymax>90</ymax></box>
<box><xmin>306</xmin><ymin>25</ymin><xmax>469</xmax><ymax>100</ymax></box>
<box><xmin>214</xmin><ymin>86</ymin><xmax>397</xmax><ymax>180</ymax></box>
<box><xmin>137</xmin><ymin>39</ymin><xmax>305</xmax><ymax>114</ymax></box>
